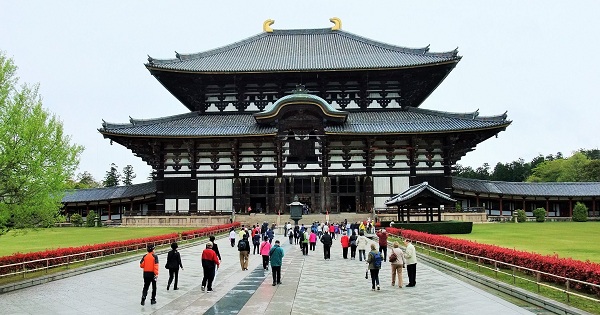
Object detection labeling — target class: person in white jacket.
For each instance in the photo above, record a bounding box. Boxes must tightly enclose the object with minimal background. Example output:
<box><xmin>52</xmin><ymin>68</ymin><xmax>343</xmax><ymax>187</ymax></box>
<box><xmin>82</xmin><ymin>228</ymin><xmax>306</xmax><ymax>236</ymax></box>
<box><xmin>356</xmin><ymin>231</ymin><xmax>369</xmax><ymax>261</ymax></box>
<box><xmin>404</xmin><ymin>239</ymin><xmax>417</xmax><ymax>287</ymax></box>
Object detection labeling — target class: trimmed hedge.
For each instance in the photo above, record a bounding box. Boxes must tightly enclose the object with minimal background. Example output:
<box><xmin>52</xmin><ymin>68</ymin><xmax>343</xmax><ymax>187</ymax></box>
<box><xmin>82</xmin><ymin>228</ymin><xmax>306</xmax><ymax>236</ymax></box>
<box><xmin>0</xmin><ymin>222</ymin><xmax>240</xmax><ymax>276</ymax></box>
<box><xmin>390</xmin><ymin>221</ymin><xmax>473</xmax><ymax>234</ymax></box>
<box><xmin>386</xmin><ymin>228</ymin><xmax>600</xmax><ymax>296</ymax></box>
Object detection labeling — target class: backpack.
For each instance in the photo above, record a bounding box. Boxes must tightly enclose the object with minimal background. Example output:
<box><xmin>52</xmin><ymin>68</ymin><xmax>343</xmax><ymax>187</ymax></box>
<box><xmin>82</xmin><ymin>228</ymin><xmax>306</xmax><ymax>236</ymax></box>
<box><xmin>350</xmin><ymin>239</ymin><xmax>357</xmax><ymax>246</ymax></box>
<box><xmin>238</xmin><ymin>239</ymin><xmax>247</xmax><ymax>251</ymax></box>
<box><xmin>372</xmin><ymin>252</ymin><xmax>382</xmax><ymax>268</ymax></box>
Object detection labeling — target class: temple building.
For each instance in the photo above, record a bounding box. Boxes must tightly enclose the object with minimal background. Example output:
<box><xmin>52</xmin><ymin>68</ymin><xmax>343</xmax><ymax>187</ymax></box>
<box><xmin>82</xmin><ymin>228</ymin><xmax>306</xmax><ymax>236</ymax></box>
<box><xmin>95</xmin><ymin>19</ymin><xmax>511</xmax><ymax>216</ymax></box>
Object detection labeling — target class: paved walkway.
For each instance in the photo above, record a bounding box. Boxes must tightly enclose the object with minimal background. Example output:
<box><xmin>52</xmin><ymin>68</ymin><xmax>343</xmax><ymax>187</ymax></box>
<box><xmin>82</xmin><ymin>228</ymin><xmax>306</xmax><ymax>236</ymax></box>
<box><xmin>0</xmin><ymin>234</ymin><xmax>538</xmax><ymax>315</ymax></box>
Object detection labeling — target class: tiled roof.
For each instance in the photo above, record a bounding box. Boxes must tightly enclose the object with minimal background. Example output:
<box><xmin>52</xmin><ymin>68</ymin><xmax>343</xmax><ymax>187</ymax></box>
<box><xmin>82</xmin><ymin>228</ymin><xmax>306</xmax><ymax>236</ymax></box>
<box><xmin>145</xmin><ymin>28</ymin><xmax>460</xmax><ymax>73</ymax></box>
<box><xmin>385</xmin><ymin>181</ymin><xmax>456</xmax><ymax>206</ymax></box>
<box><xmin>62</xmin><ymin>182</ymin><xmax>156</xmax><ymax>203</ymax></box>
<box><xmin>452</xmin><ymin>177</ymin><xmax>600</xmax><ymax>197</ymax></box>
<box><xmin>100</xmin><ymin>108</ymin><xmax>509</xmax><ymax>137</ymax></box>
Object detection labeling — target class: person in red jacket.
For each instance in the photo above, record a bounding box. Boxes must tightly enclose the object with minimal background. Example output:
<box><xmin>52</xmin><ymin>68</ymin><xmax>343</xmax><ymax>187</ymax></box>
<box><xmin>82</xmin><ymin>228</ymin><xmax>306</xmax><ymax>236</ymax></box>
<box><xmin>376</xmin><ymin>229</ymin><xmax>388</xmax><ymax>262</ymax></box>
<box><xmin>140</xmin><ymin>244</ymin><xmax>159</xmax><ymax>305</ymax></box>
<box><xmin>201</xmin><ymin>242</ymin><xmax>221</xmax><ymax>292</ymax></box>
<box><xmin>340</xmin><ymin>233</ymin><xmax>350</xmax><ymax>259</ymax></box>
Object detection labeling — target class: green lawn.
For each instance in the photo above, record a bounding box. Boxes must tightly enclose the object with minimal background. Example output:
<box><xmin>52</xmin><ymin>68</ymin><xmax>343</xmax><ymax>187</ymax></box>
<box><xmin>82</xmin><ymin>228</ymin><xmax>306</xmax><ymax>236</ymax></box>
<box><xmin>0</xmin><ymin>227</ymin><xmax>192</xmax><ymax>257</ymax></box>
<box><xmin>446</xmin><ymin>222</ymin><xmax>600</xmax><ymax>263</ymax></box>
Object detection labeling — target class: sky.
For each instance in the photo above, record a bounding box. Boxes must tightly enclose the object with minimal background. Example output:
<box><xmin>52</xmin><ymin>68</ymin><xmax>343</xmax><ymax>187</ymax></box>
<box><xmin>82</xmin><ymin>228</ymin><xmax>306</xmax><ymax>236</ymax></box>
<box><xmin>1</xmin><ymin>1</ymin><xmax>599</xmax><ymax>184</ymax></box>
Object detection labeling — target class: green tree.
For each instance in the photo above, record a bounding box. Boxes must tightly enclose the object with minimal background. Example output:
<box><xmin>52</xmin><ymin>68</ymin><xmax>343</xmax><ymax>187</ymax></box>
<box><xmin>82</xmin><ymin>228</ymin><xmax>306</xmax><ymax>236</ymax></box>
<box><xmin>66</xmin><ymin>171</ymin><xmax>101</xmax><ymax>189</ymax></box>
<box><xmin>515</xmin><ymin>209</ymin><xmax>527</xmax><ymax>223</ymax></box>
<box><xmin>102</xmin><ymin>163</ymin><xmax>121</xmax><ymax>187</ymax></box>
<box><xmin>572</xmin><ymin>202</ymin><xmax>588</xmax><ymax>222</ymax></box>
<box><xmin>85</xmin><ymin>210</ymin><xmax>97</xmax><ymax>227</ymax></box>
<box><xmin>532</xmin><ymin>208</ymin><xmax>546</xmax><ymax>222</ymax></box>
<box><xmin>122</xmin><ymin>165</ymin><xmax>136</xmax><ymax>186</ymax></box>
<box><xmin>70</xmin><ymin>213</ymin><xmax>83</xmax><ymax>227</ymax></box>
<box><xmin>0</xmin><ymin>52</ymin><xmax>82</xmax><ymax>233</ymax></box>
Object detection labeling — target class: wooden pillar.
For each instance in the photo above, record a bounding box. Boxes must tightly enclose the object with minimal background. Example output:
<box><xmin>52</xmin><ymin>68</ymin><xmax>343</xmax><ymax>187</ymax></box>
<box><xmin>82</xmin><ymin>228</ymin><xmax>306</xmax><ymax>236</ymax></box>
<box><xmin>593</xmin><ymin>197</ymin><xmax>596</xmax><ymax>217</ymax></box>
<box><xmin>437</xmin><ymin>206</ymin><xmax>442</xmax><ymax>222</ymax></box>
<box><xmin>475</xmin><ymin>194</ymin><xmax>480</xmax><ymax>207</ymax></box>
<box><xmin>545</xmin><ymin>198</ymin><xmax>550</xmax><ymax>216</ymax></box>
<box><xmin>499</xmin><ymin>195</ymin><xmax>503</xmax><ymax>217</ymax></box>
<box><xmin>407</xmin><ymin>206</ymin><xmax>411</xmax><ymax>223</ymax></box>
<box><xmin>108</xmin><ymin>203</ymin><xmax>111</xmax><ymax>221</ymax></box>
<box><xmin>188</xmin><ymin>140</ymin><xmax>198</xmax><ymax>213</ymax></box>
<box><xmin>155</xmin><ymin>143</ymin><xmax>166</xmax><ymax>213</ymax></box>
<box><xmin>569</xmin><ymin>198</ymin><xmax>573</xmax><ymax>217</ymax></box>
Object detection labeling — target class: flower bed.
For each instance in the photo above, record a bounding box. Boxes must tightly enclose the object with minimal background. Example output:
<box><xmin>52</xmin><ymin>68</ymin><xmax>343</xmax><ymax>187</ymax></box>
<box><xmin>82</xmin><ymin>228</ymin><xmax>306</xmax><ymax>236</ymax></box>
<box><xmin>387</xmin><ymin>228</ymin><xmax>600</xmax><ymax>295</ymax></box>
<box><xmin>0</xmin><ymin>222</ymin><xmax>240</xmax><ymax>276</ymax></box>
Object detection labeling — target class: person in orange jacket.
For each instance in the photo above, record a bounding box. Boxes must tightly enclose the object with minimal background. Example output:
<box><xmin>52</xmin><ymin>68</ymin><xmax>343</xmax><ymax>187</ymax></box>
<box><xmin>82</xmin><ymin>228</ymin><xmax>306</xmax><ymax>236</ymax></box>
<box><xmin>140</xmin><ymin>244</ymin><xmax>159</xmax><ymax>305</ymax></box>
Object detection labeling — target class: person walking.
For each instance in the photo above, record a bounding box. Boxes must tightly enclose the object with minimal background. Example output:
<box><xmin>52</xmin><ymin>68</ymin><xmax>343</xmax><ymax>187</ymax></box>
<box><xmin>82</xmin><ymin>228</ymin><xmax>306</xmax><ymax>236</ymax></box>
<box><xmin>357</xmin><ymin>231</ymin><xmax>369</xmax><ymax>261</ymax></box>
<box><xmin>229</xmin><ymin>227</ymin><xmax>236</xmax><ymax>247</ymax></box>
<box><xmin>209</xmin><ymin>235</ymin><xmax>222</xmax><ymax>261</ymax></box>
<box><xmin>376</xmin><ymin>229</ymin><xmax>388</xmax><ymax>262</ymax></box>
<box><xmin>293</xmin><ymin>226</ymin><xmax>300</xmax><ymax>245</ymax></box>
<box><xmin>288</xmin><ymin>228</ymin><xmax>294</xmax><ymax>244</ymax></box>
<box><xmin>252</xmin><ymin>232</ymin><xmax>261</xmax><ymax>255</ymax></box>
<box><xmin>267</xmin><ymin>227</ymin><xmax>275</xmax><ymax>244</ymax></box>
<box><xmin>260</xmin><ymin>236</ymin><xmax>272</xmax><ymax>271</ymax></box>
<box><xmin>320</xmin><ymin>231</ymin><xmax>333</xmax><ymax>260</ymax></box>
<box><xmin>367</xmin><ymin>243</ymin><xmax>382</xmax><ymax>291</ymax></box>
<box><xmin>340</xmin><ymin>233</ymin><xmax>349</xmax><ymax>259</ymax></box>
<box><xmin>389</xmin><ymin>241</ymin><xmax>405</xmax><ymax>287</ymax></box>
<box><xmin>269</xmin><ymin>240</ymin><xmax>284</xmax><ymax>285</ymax></box>
<box><xmin>201</xmin><ymin>242</ymin><xmax>220</xmax><ymax>292</ymax></box>
<box><xmin>140</xmin><ymin>244</ymin><xmax>158</xmax><ymax>305</ymax></box>
<box><xmin>309</xmin><ymin>230</ymin><xmax>317</xmax><ymax>251</ymax></box>
<box><xmin>301</xmin><ymin>230</ymin><xmax>310</xmax><ymax>255</ymax></box>
<box><xmin>166</xmin><ymin>242</ymin><xmax>183</xmax><ymax>291</ymax></box>
<box><xmin>404</xmin><ymin>239</ymin><xmax>417</xmax><ymax>287</ymax></box>
<box><xmin>238</xmin><ymin>234</ymin><xmax>251</xmax><ymax>270</ymax></box>
<box><xmin>349</xmin><ymin>231</ymin><xmax>358</xmax><ymax>260</ymax></box>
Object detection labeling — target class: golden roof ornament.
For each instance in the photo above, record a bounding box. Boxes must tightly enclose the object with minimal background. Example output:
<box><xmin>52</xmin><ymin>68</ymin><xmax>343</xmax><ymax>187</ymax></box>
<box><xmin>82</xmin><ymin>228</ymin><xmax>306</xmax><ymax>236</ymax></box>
<box><xmin>263</xmin><ymin>19</ymin><xmax>274</xmax><ymax>33</ymax></box>
<box><xmin>330</xmin><ymin>17</ymin><xmax>341</xmax><ymax>30</ymax></box>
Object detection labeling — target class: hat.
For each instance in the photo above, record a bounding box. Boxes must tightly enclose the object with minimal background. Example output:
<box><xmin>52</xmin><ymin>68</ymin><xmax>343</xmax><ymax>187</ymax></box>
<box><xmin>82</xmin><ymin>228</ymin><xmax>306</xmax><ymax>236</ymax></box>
<box><xmin>206</xmin><ymin>242</ymin><xmax>213</xmax><ymax>248</ymax></box>
<box><xmin>147</xmin><ymin>244</ymin><xmax>155</xmax><ymax>252</ymax></box>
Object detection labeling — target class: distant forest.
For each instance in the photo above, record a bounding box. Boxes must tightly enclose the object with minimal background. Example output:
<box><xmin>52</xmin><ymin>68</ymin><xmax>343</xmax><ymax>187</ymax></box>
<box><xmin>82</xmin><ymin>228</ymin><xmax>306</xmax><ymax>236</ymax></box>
<box><xmin>453</xmin><ymin>149</ymin><xmax>600</xmax><ymax>182</ymax></box>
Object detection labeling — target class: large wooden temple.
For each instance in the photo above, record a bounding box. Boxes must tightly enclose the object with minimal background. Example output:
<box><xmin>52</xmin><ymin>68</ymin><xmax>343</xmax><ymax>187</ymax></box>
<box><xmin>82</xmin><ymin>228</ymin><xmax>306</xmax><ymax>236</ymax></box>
<box><xmin>98</xmin><ymin>19</ymin><xmax>510</xmax><ymax>215</ymax></box>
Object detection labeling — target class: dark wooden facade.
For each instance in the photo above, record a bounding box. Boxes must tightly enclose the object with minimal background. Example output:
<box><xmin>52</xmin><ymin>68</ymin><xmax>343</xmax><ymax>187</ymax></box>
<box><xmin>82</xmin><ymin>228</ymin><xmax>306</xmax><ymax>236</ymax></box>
<box><xmin>99</xmin><ymin>23</ymin><xmax>510</xmax><ymax>215</ymax></box>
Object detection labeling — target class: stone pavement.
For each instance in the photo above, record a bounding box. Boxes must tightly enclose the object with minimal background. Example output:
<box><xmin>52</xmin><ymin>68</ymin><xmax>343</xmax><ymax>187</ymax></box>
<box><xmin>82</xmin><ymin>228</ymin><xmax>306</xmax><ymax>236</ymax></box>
<box><xmin>0</xmin><ymin>233</ymin><xmax>539</xmax><ymax>315</ymax></box>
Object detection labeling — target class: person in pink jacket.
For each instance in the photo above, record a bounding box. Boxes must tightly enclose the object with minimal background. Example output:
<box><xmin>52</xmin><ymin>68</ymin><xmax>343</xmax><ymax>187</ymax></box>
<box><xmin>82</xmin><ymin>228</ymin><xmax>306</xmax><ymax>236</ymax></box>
<box><xmin>309</xmin><ymin>231</ymin><xmax>318</xmax><ymax>251</ymax></box>
<box><xmin>260</xmin><ymin>236</ymin><xmax>272</xmax><ymax>271</ymax></box>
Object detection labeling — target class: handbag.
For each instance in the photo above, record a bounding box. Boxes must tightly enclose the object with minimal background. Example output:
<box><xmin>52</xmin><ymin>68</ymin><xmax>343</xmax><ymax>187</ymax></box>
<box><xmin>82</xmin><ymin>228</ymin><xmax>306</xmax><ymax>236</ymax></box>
<box><xmin>389</xmin><ymin>251</ymin><xmax>398</xmax><ymax>263</ymax></box>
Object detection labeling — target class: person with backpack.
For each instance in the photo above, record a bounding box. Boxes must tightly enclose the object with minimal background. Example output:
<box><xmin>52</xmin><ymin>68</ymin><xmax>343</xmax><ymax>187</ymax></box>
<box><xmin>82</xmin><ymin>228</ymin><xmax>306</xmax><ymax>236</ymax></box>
<box><xmin>140</xmin><ymin>244</ymin><xmax>159</xmax><ymax>305</ymax></box>
<box><xmin>252</xmin><ymin>232</ymin><xmax>261</xmax><ymax>255</ymax></box>
<box><xmin>269</xmin><ymin>240</ymin><xmax>284</xmax><ymax>286</ymax></box>
<box><xmin>238</xmin><ymin>234</ymin><xmax>251</xmax><ymax>270</ymax></box>
<box><xmin>349</xmin><ymin>231</ymin><xmax>358</xmax><ymax>260</ymax></box>
<box><xmin>288</xmin><ymin>227</ymin><xmax>294</xmax><ymax>244</ymax></box>
<box><xmin>320</xmin><ymin>231</ymin><xmax>333</xmax><ymax>260</ymax></box>
<box><xmin>166</xmin><ymin>242</ymin><xmax>183</xmax><ymax>291</ymax></box>
<box><xmin>301</xmin><ymin>230</ymin><xmax>309</xmax><ymax>255</ymax></box>
<box><xmin>367</xmin><ymin>243</ymin><xmax>382</xmax><ymax>291</ymax></box>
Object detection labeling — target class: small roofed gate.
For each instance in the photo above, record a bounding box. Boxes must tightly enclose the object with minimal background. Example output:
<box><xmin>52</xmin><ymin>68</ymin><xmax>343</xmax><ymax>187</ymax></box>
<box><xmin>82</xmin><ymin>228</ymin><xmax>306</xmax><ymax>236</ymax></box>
<box><xmin>385</xmin><ymin>182</ymin><xmax>456</xmax><ymax>222</ymax></box>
